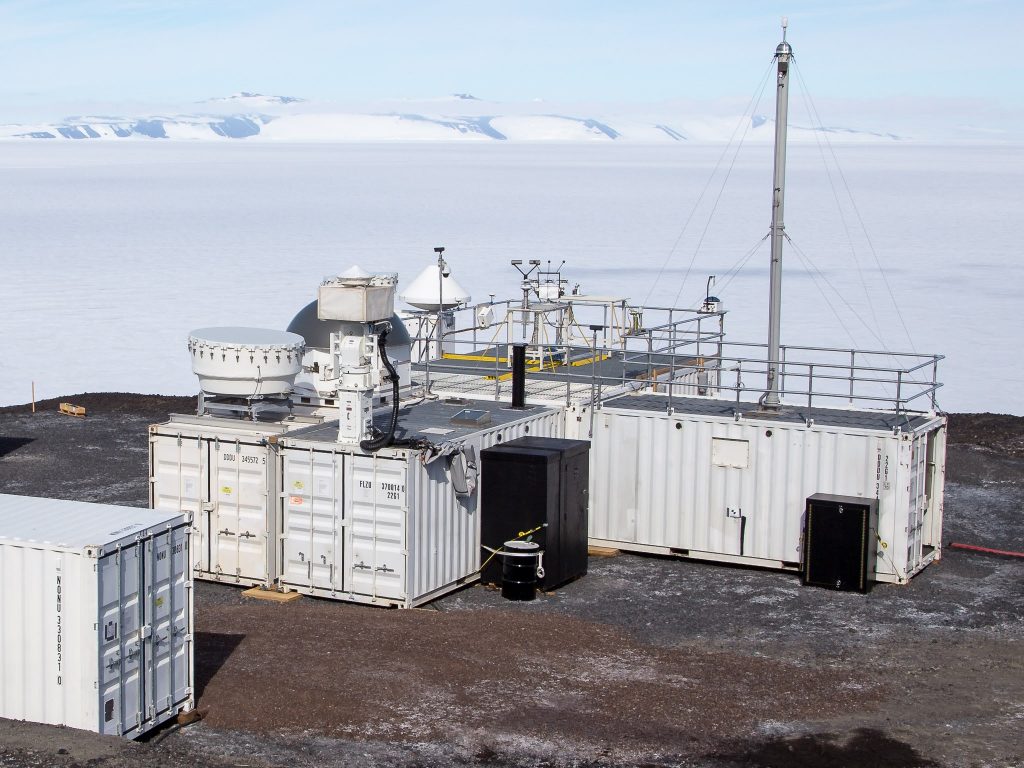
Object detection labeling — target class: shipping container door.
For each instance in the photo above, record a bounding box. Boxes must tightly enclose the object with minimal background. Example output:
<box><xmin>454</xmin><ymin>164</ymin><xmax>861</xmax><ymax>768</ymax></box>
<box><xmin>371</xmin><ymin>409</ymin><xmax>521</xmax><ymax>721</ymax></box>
<box><xmin>208</xmin><ymin>439</ymin><xmax>270</xmax><ymax>583</ymax></box>
<box><xmin>97</xmin><ymin>544</ymin><xmax>144</xmax><ymax>736</ymax></box>
<box><xmin>709</xmin><ymin>432</ymin><xmax>751</xmax><ymax>556</ymax></box>
<box><xmin>151</xmin><ymin>433</ymin><xmax>207</xmax><ymax>574</ymax></box>
<box><xmin>346</xmin><ymin>455</ymin><xmax>406</xmax><ymax>600</ymax></box>
<box><xmin>282</xmin><ymin>449</ymin><xmax>343</xmax><ymax>591</ymax></box>
<box><xmin>143</xmin><ymin>525</ymin><xmax>191</xmax><ymax>723</ymax></box>
<box><xmin>905</xmin><ymin>434</ymin><xmax>928</xmax><ymax>570</ymax></box>
<box><xmin>922</xmin><ymin>426</ymin><xmax>945</xmax><ymax>550</ymax></box>
<box><xmin>591</xmin><ymin>413</ymin><xmax>640</xmax><ymax>543</ymax></box>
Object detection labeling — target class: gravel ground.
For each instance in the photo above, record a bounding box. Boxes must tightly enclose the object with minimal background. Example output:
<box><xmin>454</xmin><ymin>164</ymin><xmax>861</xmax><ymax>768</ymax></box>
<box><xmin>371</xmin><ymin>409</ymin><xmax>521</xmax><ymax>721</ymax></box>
<box><xmin>0</xmin><ymin>394</ymin><xmax>1022</xmax><ymax>767</ymax></box>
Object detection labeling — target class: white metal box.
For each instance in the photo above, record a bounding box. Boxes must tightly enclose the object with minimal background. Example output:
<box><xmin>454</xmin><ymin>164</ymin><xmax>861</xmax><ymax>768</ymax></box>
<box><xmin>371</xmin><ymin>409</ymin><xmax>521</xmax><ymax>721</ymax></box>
<box><xmin>318</xmin><ymin>278</ymin><xmax>396</xmax><ymax>322</ymax></box>
<box><xmin>0</xmin><ymin>494</ymin><xmax>193</xmax><ymax>738</ymax></box>
<box><xmin>149</xmin><ymin>414</ymin><xmax>318</xmax><ymax>588</ymax></box>
<box><xmin>588</xmin><ymin>394</ymin><xmax>946</xmax><ymax>584</ymax></box>
<box><xmin>277</xmin><ymin>401</ymin><xmax>563</xmax><ymax>607</ymax></box>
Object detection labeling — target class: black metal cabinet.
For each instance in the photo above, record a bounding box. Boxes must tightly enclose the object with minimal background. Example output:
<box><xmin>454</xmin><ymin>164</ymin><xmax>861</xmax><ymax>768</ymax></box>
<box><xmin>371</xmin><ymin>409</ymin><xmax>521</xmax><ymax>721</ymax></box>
<box><xmin>480</xmin><ymin>436</ymin><xmax>590</xmax><ymax>590</ymax></box>
<box><xmin>801</xmin><ymin>493</ymin><xmax>878</xmax><ymax>593</ymax></box>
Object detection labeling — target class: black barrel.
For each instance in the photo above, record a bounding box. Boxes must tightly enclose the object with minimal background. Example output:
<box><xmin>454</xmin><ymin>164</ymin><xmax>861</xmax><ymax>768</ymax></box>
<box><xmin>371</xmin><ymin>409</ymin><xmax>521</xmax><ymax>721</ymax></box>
<box><xmin>501</xmin><ymin>540</ymin><xmax>540</xmax><ymax>601</ymax></box>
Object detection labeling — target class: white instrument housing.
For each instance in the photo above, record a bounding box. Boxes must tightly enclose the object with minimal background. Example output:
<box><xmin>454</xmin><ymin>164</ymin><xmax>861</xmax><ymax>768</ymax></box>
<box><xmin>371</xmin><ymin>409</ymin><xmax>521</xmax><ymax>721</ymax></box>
<box><xmin>188</xmin><ymin>327</ymin><xmax>305</xmax><ymax>397</ymax></box>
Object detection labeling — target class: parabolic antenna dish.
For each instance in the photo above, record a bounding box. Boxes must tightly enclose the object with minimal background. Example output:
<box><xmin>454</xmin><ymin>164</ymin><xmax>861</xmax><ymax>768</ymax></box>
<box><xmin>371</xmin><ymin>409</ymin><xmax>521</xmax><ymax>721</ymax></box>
<box><xmin>400</xmin><ymin>263</ymin><xmax>471</xmax><ymax>311</ymax></box>
<box><xmin>188</xmin><ymin>327</ymin><xmax>306</xmax><ymax>397</ymax></box>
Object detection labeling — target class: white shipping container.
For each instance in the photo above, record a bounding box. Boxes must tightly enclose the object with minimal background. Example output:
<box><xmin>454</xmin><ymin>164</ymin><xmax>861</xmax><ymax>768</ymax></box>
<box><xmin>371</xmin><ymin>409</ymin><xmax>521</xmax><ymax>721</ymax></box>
<box><xmin>278</xmin><ymin>401</ymin><xmax>563</xmax><ymax>607</ymax></box>
<box><xmin>589</xmin><ymin>394</ymin><xmax>946</xmax><ymax>583</ymax></box>
<box><xmin>0</xmin><ymin>494</ymin><xmax>193</xmax><ymax>738</ymax></box>
<box><xmin>149</xmin><ymin>414</ymin><xmax>318</xmax><ymax>587</ymax></box>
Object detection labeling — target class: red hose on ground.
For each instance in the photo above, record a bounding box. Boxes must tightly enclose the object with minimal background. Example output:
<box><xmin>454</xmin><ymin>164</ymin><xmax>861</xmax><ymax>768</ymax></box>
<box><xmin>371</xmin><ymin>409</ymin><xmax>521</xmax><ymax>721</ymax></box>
<box><xmin>949</xmin><ymin>542</ymin><xmax>1024</xmax><ymax>559</ymax></box>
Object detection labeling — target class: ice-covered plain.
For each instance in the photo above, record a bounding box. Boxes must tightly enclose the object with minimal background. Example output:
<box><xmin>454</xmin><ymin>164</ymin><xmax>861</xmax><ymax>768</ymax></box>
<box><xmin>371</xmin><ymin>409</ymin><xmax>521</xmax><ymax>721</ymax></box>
<box><xmin>0</xmin><ymin>141</ymin><xmax>1020</xmax><ymax>414</ymax></box>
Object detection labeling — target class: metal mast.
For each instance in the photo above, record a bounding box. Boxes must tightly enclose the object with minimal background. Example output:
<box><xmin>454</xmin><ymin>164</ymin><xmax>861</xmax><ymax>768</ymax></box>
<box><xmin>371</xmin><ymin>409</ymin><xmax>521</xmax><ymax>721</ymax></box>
<box><xmin>763</xmin><ymin>19</ymin><xmax>792</xmax><ymax>410</ymax></box>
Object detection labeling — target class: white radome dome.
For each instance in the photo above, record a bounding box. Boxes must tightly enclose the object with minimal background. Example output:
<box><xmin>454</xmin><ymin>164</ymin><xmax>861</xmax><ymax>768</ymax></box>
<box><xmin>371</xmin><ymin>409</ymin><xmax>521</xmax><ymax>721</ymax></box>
<box><xmin>400</xmin><ymin>264</ymin><xmax>471</xmax><ymax>310</ymax></box>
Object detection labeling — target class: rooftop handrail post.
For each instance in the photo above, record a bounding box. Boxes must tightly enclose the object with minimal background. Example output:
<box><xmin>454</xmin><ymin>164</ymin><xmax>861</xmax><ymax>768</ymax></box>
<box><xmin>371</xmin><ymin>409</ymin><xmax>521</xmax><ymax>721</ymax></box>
<box><xmin>931</xmin><ymin>356</ymin><xmax>939</xmax><ymax>411</ymax></box>
<box><xmin>668</xmin><ymin>350</ymin><xmax>675</xmax><ymax>412</ymax></box>
<box><xmin>807</xmin><ymin>364</ymin><xmax>814</xmax><ymax>409</ymax></box>
<box><xmin>781</xmin><ymin>345</ymin><xmax>787</xmax><ymax>396</ymax></box>
<box><xmin>565</xmin><ymin>340</ymin><xmax>571</xmax><ymax>407</ymax></box>
<box><xmin>896</xmin><ymin>370</ymin><xmax>903</xmax><ymax>414</ymax></box>
<box><xmin>849</xmin><ymin>349</ymin><xmax>856</xmax><ymax>405</ymax></box>
<box><xmin>423</xmin><ymin>318</ymin><xmax>431</xmax><ymax>396</ymax></box>
<box><xmin>494</xmin><ymin>348</ymin><xmax>500</xmax><ymax>401</ymax></box>
<box><xmin>647</xmin><ymin>331</ymin><xmax>654</xmax><ymax>388</ymax></box>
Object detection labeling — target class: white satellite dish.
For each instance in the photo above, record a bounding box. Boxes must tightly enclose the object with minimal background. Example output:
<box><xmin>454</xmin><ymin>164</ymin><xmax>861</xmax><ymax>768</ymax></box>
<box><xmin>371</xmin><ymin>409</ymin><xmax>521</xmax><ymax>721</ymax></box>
<box><xmin>400</xmin><ymin>263</ymin><xmax>471</xmax><ymax>311</ymax></box>
<box><xmin>188</xmin><ymin>327</ymin><xmax>305</xmax><ymax>397</ymax></box>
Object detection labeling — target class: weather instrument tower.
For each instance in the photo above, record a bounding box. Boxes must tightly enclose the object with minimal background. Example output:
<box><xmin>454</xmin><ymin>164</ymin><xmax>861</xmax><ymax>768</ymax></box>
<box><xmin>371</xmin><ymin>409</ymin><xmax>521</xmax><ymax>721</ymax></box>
<box><xmin>763</xmin><ymin>18</ymin><xmax>792</xmax><ymax>410</ymax></box>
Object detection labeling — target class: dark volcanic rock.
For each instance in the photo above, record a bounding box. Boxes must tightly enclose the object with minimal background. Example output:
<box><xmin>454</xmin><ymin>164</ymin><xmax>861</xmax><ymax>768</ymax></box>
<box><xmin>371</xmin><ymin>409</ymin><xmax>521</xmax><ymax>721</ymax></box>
<box><xmin>0</xmin><ymin>397</ymin><xmax>1021</xmax><ymax>768</ymax></box>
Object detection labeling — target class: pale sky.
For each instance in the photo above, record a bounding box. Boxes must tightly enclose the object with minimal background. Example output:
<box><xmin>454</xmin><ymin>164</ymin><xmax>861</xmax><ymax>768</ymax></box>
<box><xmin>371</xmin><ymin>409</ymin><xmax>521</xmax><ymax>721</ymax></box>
<box><xmin>0</xmin><ymin>0</ymin><xmax>1019</xmax><ymax>112</ymax></box>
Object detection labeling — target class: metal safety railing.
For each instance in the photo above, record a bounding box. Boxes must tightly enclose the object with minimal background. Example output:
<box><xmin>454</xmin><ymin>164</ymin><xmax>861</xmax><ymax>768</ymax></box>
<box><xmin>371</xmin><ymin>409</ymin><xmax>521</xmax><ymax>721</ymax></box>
<box><xmin>402</xmin><ymin>300</ymin><xmax>941</xmax><ymax>415</ymax></box>
<box><xmin>693</xmin><ymin>341</ymin><xmax>944</xmax><ymax>414</ymax></box>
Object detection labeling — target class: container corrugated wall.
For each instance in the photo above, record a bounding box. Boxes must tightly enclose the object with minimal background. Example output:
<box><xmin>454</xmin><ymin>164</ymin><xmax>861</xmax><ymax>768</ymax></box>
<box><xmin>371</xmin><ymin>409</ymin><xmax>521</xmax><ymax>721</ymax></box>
<box><xmin>589</xmin><ymin>404</ymin><xmax>945</xmax><ymax>583</ymax></box>
<box><xmin>406</xmin><ymin>408</ymin><xmax>562</xmax><ymax>604</ymax></box>
<box><xmin>150</xmin><ymin>417</ymin><xmax>291</xmax><ymax>587</ymax></box>
<box><xmin>0</xmin><ymin>546</ymin><xmax>93</xmax><ymax>731</ymax></box>
<box><xmin>279</xmin><ymin>407</ymin><xmax>562</xmax><ymax>607</ymax></box>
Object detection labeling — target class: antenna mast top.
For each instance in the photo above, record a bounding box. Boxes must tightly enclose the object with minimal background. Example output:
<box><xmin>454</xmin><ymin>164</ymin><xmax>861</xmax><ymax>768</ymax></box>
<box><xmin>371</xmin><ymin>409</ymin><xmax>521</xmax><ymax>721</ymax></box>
<box><xmin>776</xmin><ymin>18</ymin><xmax>793</xmax><ymax>59</ymax></box>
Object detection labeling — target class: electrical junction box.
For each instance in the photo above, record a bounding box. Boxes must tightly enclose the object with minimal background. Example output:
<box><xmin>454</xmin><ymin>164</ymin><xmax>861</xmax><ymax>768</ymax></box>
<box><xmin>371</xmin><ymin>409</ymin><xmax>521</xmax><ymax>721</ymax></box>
<box><xmin>802</xmin><ymin>493</ymin><xmax>878</xmax><ymax>593</ymax></box>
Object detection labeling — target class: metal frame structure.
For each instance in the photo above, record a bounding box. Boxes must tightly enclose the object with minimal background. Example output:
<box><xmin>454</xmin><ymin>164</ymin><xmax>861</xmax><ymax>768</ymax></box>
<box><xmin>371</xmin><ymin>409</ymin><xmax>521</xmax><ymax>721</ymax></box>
<box><xmin>403</xmin><ymin>293</ymin><xmax>942</xmax><ymax>417</ymax></box>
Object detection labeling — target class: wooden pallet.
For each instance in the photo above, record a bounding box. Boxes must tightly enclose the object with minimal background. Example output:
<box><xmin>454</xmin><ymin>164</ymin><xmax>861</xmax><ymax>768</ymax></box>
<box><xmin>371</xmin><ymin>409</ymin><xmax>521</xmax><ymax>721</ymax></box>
<box><xmin>58</xmin><ymin>402</ymin><xmax>87</xmax><ymax>418</ymax></box>
<box><xmin>241</xmin><ymin>587</ymin><xmax>302</xmax><ymax>603</ymax></box>
<box><xmin>176</xmin><ymin>709</ymin><xmax>203</xmax><ymax>725</ymax></box>
<box><xmin>588</xmin><ymin>546</ymin><xmax>620</xmax><ymax>558</ymax></box>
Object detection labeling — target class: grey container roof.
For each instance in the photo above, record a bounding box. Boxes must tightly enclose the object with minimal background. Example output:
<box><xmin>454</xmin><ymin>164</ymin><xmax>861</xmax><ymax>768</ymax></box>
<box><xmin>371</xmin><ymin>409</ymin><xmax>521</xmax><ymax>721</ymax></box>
<box><xmin>0</xmin><ymin>494</ymin><xmax>187</xmax><ymax>551</ymax></box>
<box><xmin>284</xmin><ymin>398</ymin><xmax>556</xmax><ymax>446</ymax></box>
<box><xmin>286</xmin><ymin>300</ymin><xmax>412</xmax><ymax>350</ymax></box>
<box><xmin>602</xmin><ymin>393</ymin><xmax>938</xmax><ymax>433</ymax></box>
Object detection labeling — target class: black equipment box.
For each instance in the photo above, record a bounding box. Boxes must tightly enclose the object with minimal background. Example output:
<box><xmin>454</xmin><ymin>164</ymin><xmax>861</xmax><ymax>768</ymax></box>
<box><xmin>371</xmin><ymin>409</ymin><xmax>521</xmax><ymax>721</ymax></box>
<box><xmin>802</xmin><ymin>493</ymin><xmax>878</xmax><ymax>593</ymax></box>
<box><xmin>480</xmin><ymin>436</ymin><xmax>590</xmax><ymax>590</ymax></box>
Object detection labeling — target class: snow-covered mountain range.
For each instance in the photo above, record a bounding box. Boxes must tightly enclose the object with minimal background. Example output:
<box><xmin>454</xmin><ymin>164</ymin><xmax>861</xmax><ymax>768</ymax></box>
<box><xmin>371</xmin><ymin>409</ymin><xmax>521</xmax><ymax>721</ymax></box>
<box><xmin>0</xmin><ymin>92</ymin><xmax>908</xmax><ymax>142</ymax></box>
